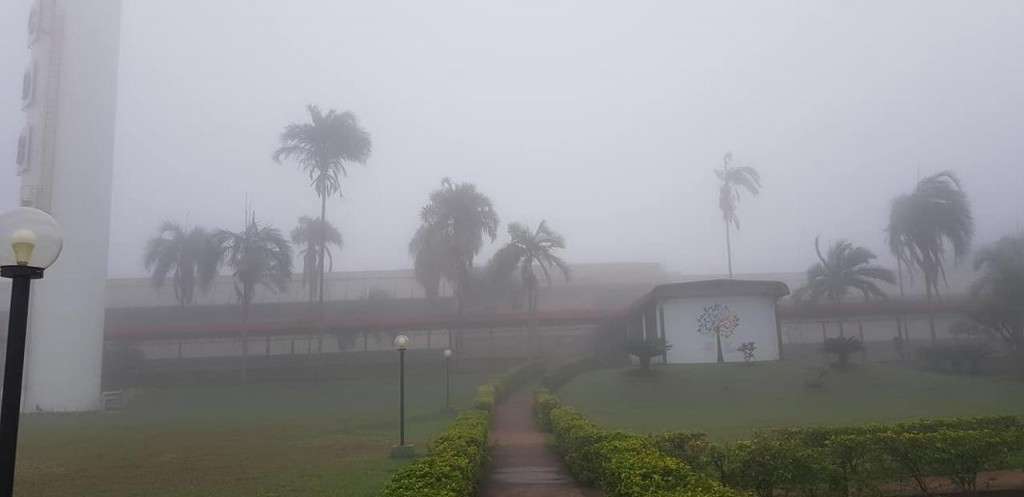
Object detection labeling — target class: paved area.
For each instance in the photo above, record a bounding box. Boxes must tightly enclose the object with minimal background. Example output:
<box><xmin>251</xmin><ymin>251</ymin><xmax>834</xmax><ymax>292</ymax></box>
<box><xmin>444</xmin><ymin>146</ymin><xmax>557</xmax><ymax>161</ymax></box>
<box><xmin>478</xmin><ymin>389</ymin><xmax>603</xmax><ymax>497</ymax></box>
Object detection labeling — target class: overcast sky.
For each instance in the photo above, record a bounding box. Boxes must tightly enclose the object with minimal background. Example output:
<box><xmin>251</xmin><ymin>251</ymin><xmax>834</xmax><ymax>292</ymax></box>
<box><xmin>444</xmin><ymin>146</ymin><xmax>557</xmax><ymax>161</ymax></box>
<box><xmin>3</xmin><ymin>1</ymin><xmax>1024</xmax><ymax>278</ymax></box>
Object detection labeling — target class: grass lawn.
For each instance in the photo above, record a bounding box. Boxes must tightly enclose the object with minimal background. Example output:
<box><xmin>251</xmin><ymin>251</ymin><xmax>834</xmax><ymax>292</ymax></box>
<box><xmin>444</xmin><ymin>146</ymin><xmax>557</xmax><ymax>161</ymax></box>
<box><xmin>559</xmin><ymin>361</ymin><xmax>1024</xmax><ymax>441</ymax></box>
<box><xmin>14</xmin><ymin>358</ymin><xmax>497</xmax><ymax>497</ymax></box>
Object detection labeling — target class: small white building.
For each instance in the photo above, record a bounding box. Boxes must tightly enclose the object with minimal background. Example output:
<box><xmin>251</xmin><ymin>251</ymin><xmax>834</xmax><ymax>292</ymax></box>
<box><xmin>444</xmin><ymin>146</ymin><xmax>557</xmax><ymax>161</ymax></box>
<box><xmin>624</xmin><ymin>280</ymin><xmax>790</xmax><ymax>364</ymax></box>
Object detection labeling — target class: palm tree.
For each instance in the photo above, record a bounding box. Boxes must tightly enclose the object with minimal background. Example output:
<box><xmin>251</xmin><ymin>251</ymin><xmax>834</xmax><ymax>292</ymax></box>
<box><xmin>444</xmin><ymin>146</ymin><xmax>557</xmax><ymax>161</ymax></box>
<box><xmin>970</xmin><ymin>235</ymin><xmax>1024</xmax><ymax>369</ymax></box>
<box><xmin>143</xmin><ymin>222</ymin><xmax>222</xmax><ymax>306</ymax></box>
<box><xmin>290</xmin><ymin>216</ymin><xmax>343</xmax><ymax>303</ymax></box>
<box><xmin>409</xmin><ymin>178</ymin><xmax>500</xmax><ymax>316</ymax></box>
<box><xmin>795</xmin><ymin>237</ymin><xmax>896</xmax><ymax>336</ymax></box>
<box><xmin>887</xmin><ymin>171</ymin><xmax>973</xmax><ymax>343</ymax></box>
<box><xmin>218</xmin><ymin>212</ymin><xmax>293</xmax><ymax>382</ymax></box>
<box><xmin>715</xmin><ymin>152</ymin><xmax>761</xmax><ymax>278</ymax></box>
<box><xmin>490</xmin><ymin>221</ymin><xmax>570</xmax><ymax>357</ymax></box>
<box><xmin>409</xmin><ymin>178</ymin><xmax>499</xmax><ymax>355</ymax></box>
<box><xmin>273</xmin><ymin>105</ymin><xmax>371</xmax><ymax>314</ymax></box>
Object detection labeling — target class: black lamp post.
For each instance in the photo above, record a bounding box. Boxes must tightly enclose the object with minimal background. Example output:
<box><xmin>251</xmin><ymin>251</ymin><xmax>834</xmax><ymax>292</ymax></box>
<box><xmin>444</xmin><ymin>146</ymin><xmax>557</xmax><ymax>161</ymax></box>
<box><xmin>443</xmin><ymin>348</ymin><xmax>452</xmax><ymax>411</ymax></box>
<box><xmin>390</xmin><ymin>334</ymin><xmax>412</xmax><ymax>457</ymax></box>
<box><xmin>0</xmin><ymin>207</ymin><xmax>64</xmax><ymax>496</ymax></box>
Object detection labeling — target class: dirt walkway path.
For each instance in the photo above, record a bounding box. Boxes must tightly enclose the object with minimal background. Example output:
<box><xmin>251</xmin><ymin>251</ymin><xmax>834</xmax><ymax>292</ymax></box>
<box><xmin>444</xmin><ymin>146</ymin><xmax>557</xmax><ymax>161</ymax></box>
<box><xmin>478</xmin><ymin>389</ymin><xmax>604</xmax><ymax>497</ymax></box>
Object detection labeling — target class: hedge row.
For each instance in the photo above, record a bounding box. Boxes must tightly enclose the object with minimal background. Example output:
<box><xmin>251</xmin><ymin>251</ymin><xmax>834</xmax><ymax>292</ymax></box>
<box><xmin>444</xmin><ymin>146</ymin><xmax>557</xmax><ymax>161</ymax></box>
<box><xmin>474</xmin><ymin>361</ymin><xmax>543</xmax><ymax>411</ymax></box>
<box><xmin>654</xmin><ymin>417</ymin><xmax>1024</xmax><ymax>497</ymax></box>
<box><xmin>534</xmin><ymin>389</ymin><xmax>743</xmax><ymax>497</ymax></box>
<box><xmin>381</xmin><ymin>362</ymin><xmax>541</xmax><ymax>497</ymax></box>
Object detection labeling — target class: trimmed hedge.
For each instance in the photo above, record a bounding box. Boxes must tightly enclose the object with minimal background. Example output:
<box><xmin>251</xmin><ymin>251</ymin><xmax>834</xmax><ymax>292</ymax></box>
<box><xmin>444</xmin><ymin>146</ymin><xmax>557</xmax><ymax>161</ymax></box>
<box><xmin>534</xmin><ymin>389</ymin><xmax>743</xmax><ymax>497</ymax></box>
<box><xmin>382</xmin><ymin>362</ymin><xmax>542</xmax><ymax>497</ymax></box>
<box><xmin>662</xmin><ymin>416</ymin><xmax>1024</xmax><ymax>497</ymax></box>
<box><xmin>380</xmin><ymin>410</ymin><xmax>490</xmax><ymax>497</ymax></box>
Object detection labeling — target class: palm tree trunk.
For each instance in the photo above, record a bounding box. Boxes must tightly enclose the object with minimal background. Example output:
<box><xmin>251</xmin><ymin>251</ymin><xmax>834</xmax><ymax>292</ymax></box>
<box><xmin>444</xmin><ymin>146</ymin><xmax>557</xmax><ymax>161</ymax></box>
<box><xmin>926</xmin><ymin>279</ymin><xmax>937</xmax><ymax>344</ymax></box>
<box><xmin>724</xmin><ymin>220</ymin><xmax>734</xmax><ymax>279</ymax></box>
<box><xmin>897</xmin><ymin>257</ymin><xmax>906</xmax><ymax>341</ymax></box>
<box><xmin>241</xmin><ymin>287</ymin><xmax>250</xmax><ymax>384</ymax></box>
<box><xmin>318</xmin><ymin>194</ymin><xmax>327</xmax><ymax>350</ymax></box>
<box><xmin>528</xmin><ymin>286</ymin><xmax>537</xmax><ymax>361</ymax></box>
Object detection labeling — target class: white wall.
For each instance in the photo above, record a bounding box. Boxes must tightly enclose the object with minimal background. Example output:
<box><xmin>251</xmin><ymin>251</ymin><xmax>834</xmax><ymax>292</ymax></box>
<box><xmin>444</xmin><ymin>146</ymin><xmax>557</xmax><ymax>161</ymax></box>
<box><xmin>21</xmin><ymin>0</ymin><xmax>122</xmax><ymax>412</ymax></box>
<box><xmin>661</xmin><ymin>295</ymin><xmax>779</xmax><ymax>364</ymax></box>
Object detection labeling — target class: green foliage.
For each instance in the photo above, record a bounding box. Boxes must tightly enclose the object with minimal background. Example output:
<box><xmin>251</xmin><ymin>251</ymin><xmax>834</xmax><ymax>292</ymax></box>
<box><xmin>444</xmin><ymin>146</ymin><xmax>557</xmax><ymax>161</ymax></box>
<box><xmin>917</xmin><ymin>341</ymin><xmax>992</xmax><ymax>375</ymax></box>
<box><xmin>534</xmin><ymin>391</ymin><xmax>742</xmax><ymax>497</ymax></box>
<box><xmin>473</xmin><ymin>384</ymin><xmax>495</xmax><ymax>412</ymax></box>
<box><xmin>822</xmin><ymin>336</ymin><xmax>864</xmax><ymax>368</ymax></box>
<box><xmin>384</xmin><ymin>363</ymin><xmax>540</xmax><ymax>497</ymax></box>
<box><xmin>380</xmin><ymin>410</ymin><xmax>490</xmax><ymax>497</ymax></box>
<box><xmin>625</xmin><ymin>337</ymin><xmax>672</xmax><ymax>371</ymax></box>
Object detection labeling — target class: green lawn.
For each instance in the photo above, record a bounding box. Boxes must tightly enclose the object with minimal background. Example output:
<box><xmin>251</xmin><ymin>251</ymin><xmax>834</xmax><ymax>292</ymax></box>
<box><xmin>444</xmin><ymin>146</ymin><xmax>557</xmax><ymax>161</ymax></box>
<box><xmin>14</xmin><ymin>359</ymin><xmax>496</xmax><ymax>497</ymax></box>
<box><xmin>559</xmin><ymin>362</ymin><xmax>1024</xmax><ymax>441</ymax></box>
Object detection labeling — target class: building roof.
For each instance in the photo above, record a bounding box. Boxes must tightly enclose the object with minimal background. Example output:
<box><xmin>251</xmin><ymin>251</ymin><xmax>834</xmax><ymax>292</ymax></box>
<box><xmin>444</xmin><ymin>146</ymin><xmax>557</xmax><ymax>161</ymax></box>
<box><xmin>620</xmin><ymin>279</ymin><xmax>790</xmax><ymax>318</ymax></box>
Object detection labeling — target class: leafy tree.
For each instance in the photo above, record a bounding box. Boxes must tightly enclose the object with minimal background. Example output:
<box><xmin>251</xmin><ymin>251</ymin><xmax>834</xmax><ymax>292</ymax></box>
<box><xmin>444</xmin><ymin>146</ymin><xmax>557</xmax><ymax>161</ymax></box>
<box><xmin>969</xmin><ymin>235</ymin><xmax>1024</xmax><ymax>372</ymax></box>
<box><xmin>273</xmin><ymin>105</ymin><xmax>371</xmax><ymax>311</ymax></box>
<box><xmin>625</xmin><ymin>336</ymin><xmax>672</xmax><ymax>372</ymax></box>
<box><xmin>143</xmin><ymin>222</ymin><xmax>223</xmax><ymax>306</ymax></box>
<box><xmin>888</xmin><ymin>171</ymin><xmax>974</xmax><ymax>343</ymax></box>
<box><xmin>795</xmin><ymin>237</ymin><xmax>896</xmax><ymax>335</ymax></box>
<box><xmin>290</xmin><ymin>216</ymin><xmax>342</xmax><ymax>303</ymax></box>
<box><xmin>697</xmin><ymin>303</ymin><xmax>740</xmax><ymax>363</ymax></box>
<box><xmin>822</xmin><ymin>336</ymin><xmax>863</xmax><ymax>369</ymax></box>
<box><xmin>218</xmin><ymin>213</ymin><xmax>293</xmax><ymax>382</ymax></box>
<box><xmin>409</xmin><ymin>178</ymin><xmax>500</xmax><ymax>316</ymax></box>
<box><xmin>715</xmin><ymin>152</ymin><xmax>761</xmax><ymax>278</ymax></box>
<box><xmin>490</xmin><ymin>221</ymin><xmax>570</xmax><ymax>357</ymax></box>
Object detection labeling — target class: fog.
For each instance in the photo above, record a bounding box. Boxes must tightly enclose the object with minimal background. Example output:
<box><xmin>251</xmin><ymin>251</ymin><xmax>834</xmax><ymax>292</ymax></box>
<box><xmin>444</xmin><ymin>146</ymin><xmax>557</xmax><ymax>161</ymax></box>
<box><xmin>3</xmin><ymin>1</ymin><xmax>1024</xmax><ymax>278</ymax></box>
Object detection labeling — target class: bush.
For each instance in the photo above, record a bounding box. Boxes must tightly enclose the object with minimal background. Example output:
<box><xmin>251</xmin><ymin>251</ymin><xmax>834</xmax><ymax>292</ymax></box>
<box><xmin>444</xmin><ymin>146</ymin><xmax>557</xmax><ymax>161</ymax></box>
<box><xmin>918</xmin><ymin>341</ymin><xmax>992</xmax><ymax>375</ymax></box>
<box><xmin>383</xmin><ymin>363</ymin><xmax>541</xmax><ymax>497</ymax></box>
<box><xmin>536</xmin><ymin>391</ymin><xmax>742</xmax><ymax>497</ymax></box>
<box><xmin>380</xmin><ymin>410</ymin><xmax>490</xmax><ymax>497</ymax></box>
<box><xmin>624</xmin><ymin>337</ymin><xmax>672</xmax><ymax>371</ymax></box>
<box><xmin>822</xmin><ymin>336</ymin><xmax>863</xmax><ymax>368</ymax></box>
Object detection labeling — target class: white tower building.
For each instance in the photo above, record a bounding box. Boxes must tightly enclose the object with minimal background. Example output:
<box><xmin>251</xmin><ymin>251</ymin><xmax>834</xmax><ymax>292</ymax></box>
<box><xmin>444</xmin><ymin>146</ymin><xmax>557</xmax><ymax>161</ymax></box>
<box><xmin>16</xmin><ymin>0</ymin><xmax>122</xmax><ymax>411</ymax></box>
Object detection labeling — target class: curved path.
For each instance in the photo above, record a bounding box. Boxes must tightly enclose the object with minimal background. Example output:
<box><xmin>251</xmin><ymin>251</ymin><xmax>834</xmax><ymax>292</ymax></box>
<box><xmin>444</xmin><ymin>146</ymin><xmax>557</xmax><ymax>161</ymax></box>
<box><xmin>478</xmin><ymin>389</ymin><xmax>603</xmax><ymax>497</ymax></box>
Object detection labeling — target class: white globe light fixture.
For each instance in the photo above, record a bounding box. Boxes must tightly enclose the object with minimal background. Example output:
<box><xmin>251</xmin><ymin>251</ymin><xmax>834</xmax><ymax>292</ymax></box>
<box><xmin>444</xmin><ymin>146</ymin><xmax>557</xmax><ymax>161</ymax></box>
<box><xmin>443</xmin><ymin>348</ymin><xmax>453</xmax><ymax>358</ymax></box>
<box><xmin>0</xmin><ymin>207</ymin><xmax>63</xmax><ymax>269</ymax></box>
<box><xmin>0</xmin><ymin>207</ymin><xmax>63</xmax><ymax>495</ymax></box>
<box><xmin>393</xmin><ymin>334</ymin><xmax>410</xmax><ymax>350</ymax></box>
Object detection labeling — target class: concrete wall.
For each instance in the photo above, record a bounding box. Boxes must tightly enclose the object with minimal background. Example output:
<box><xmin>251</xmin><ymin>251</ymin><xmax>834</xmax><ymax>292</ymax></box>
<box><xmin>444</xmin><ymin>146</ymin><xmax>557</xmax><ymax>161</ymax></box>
<box><xmin>18</xmin><ymin>0</ymin><xmax>122</xmax><ymax>412</ymax></box>
<box><xmin>661</xmin><ymin>295</ymin><xmax>780</xmax><ymax>364</ymax></box>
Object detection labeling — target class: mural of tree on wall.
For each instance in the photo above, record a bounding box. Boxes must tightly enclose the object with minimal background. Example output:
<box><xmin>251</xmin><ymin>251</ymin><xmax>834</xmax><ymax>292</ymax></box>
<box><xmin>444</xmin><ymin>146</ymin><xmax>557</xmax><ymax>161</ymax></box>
<box><xmin>697</xmin><ymin>303</ymin><xmax>740</xmax><ymax>363</ymax></box>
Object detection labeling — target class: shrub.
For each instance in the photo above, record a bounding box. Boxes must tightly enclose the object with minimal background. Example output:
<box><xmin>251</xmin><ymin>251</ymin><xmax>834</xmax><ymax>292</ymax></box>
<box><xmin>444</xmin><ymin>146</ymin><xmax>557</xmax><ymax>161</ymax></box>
<box><xmin>822</xmin><ymin>336</ymin><xmax>863</xmax><ymax>368</ymax></box>
<box><xmin>917</xmin><ymin>341</ymin><xmax>992</xmax><ymax>375</ymax></box>
<box><xmin>474</xmin><ymin>384</ymin><xmax>495</xmax><ymax>412</ymax></box>
<box><xmin>380</xmin><ymin>410</ymin><xmax>490</xmax><ymax>497</ymax></box>
<box><xmin>536</xmin><ymin>391</ymin><xmax>742</xmax><ymax>497</ymax></box>
<box><xmin>624</xmin><ymin>337</ymin><xmax>672</xmax><ymax>371</ymax></box>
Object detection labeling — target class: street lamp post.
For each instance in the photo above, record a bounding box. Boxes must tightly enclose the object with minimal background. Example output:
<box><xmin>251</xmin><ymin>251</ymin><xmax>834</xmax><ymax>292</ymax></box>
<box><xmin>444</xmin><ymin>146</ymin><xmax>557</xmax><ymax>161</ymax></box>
<box><xmin>390</xmin><ymin>334</ymin><xmax>413</xmax><ymax>458</ymax></box>
<box><xmin>0</xmin><ymin>208</ymin><xmax>63</xmax><ymax>496</ymax></box>
<box><xmin>443</xmin><ymin>348</ymin><xmax>452</xmax><ymax>412</ymax></box>
<box><xmin>443</xmin><ymin>348</ymin><xmax>452</xmax><ymax>411</ymax></box>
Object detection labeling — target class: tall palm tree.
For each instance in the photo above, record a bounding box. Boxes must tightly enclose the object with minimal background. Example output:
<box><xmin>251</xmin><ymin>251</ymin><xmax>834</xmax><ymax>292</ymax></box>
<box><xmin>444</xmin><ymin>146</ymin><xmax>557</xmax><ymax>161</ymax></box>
<box><xmin>887</xmin><ymin>171</ymin><xmax>973</xmax><ymax>343</ymax></box>
<box><xmin>143</xmin><ymin>222</ymin><xmax>223</xmax><ymax>307</ymax></box>
<box><xmin>409</xmin><ymin>178</ymin><xmax>500</xmax><ymax>316</ymax></box>
<box><xmin>970</xmin><ymin>235</ymin><xmax>1024</xmax><ymax>366</ymax></box>
<box><xmin>715</xmin><ymin>152</ymin><xmax>761</xmax><ymax>278</ymax></box>
<box><xmin>273</xmin><ymin>105</ymin><xmax>371</xmax><ymax>316</ymax></box>
<box><xmin>409</xmin><ymin>178</ymin><xmax>499</xmax><ymax>356</ymax></box>
<box><xmin>490</xmin><ymin>221</ymin><xmax>570</xmax><ymax>357</ymax></box>
<box><xmin>795</xmin><ymin>237</ymin><xmax>896</xmax><ymax>336</ymax></box>
<box><xmin>219</xmin><ymin>212</ymin><xmax>293</xmax><ymax>382</ymax></box>
<box><xmin>290</xmin><ymin>216</ymin><xmax>343</xmax><ymax>303</ymax></box>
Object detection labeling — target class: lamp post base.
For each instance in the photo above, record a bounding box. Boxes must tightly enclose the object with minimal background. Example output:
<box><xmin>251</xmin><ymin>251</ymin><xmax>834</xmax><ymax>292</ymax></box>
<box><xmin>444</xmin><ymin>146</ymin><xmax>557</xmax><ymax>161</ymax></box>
<box><xmin>389</xmin><ymin>444</ymin><xmax>416</xmax><ymax>459</ymax></box>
